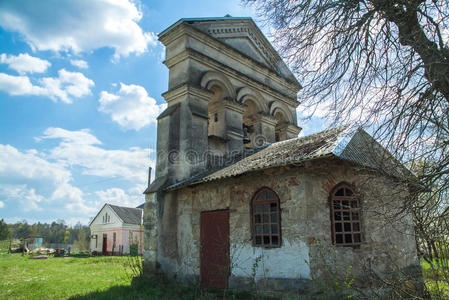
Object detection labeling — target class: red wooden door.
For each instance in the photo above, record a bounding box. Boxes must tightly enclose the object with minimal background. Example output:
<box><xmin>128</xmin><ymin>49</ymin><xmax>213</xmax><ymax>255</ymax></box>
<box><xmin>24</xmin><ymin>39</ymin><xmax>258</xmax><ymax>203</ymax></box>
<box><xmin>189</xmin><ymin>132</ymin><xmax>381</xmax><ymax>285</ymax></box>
<box><xmin>200</xmin><ymin>210</ymin><xmax>230</xmax><ymax>288</ymax></box>
<box><xmin>102</xmin><ymin>234</ymin><xmax>107</xmax><ymax>254</ymax></box>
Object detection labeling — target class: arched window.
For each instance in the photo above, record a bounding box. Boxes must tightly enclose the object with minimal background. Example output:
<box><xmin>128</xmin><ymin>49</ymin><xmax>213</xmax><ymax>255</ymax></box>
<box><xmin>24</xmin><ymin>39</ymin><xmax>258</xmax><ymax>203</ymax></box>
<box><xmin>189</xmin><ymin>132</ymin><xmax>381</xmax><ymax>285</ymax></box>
<box><xmin>251</xmin><ymin>188</ymin><xmax>281</xmax><ymax>247</ymax></box>
<box><xmin>274</xmin><ymin>110</ymin><xmax>287</xmax><ymax>142</ymax></box>
<box><xmin>330</xmin><ymin>183</ymin><xmax>362</xmax><ymax>246</ymax></box>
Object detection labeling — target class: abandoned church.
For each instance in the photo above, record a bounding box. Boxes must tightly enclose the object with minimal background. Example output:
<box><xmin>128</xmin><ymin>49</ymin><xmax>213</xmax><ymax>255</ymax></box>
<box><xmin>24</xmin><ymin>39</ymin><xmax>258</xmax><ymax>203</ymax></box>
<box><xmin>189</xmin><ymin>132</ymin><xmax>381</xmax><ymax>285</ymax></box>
<box><xmin>142</xmin><ymin>16</ymin><xmax>420</xmax><ymax>292</ymax></box>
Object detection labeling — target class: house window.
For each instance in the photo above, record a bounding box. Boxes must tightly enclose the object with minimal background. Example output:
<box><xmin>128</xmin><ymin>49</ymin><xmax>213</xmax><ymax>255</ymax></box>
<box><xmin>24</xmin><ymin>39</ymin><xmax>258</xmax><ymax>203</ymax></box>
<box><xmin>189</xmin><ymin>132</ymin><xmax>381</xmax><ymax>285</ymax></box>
<box><xmin>95</xmin><ymin>235</ymin><xmax>98</xmax><ymax>248</ymax></box>
<box><xmin>103</xmin><ymin>213</ymin><xmax>110</xmax><ymax>223</ymax></box>
<box><xmin>330</xmin><ymin>183</ymin><xmax>362</xmax><ymax>247</ymax></box>
<box><xmin>251</xmin><ymin>188</ymin><xmax>281</xmax><ymax>247</ymax></box>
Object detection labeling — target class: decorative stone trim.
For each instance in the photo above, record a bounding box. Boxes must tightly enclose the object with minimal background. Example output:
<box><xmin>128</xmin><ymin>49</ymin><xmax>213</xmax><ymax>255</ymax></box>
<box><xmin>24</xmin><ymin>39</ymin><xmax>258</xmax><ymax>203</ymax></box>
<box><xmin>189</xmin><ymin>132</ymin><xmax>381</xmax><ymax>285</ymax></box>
<box><xmin>164</xmin><ymin>48</ymin><xmax>299</xmax><ymax>107</ymax></box>
<box><xmin>222</xmin><ymin>98</ymin><xmax>247</xmax><ymax>114</ymax></box>
<box><xmin>237</xmin><ymin>87</ymin><xmax>270</xmax><ymax>114</ymax></box>
<box><xmin>259</xmin><ymin>114</ymin><xmax>278</xmax><ymax>126</ymax></box>
<box><xmin>286</xmin><ymin>124</ymin><xmax>302</xmax><ymax>136</ymax></box>
<box><xmin>200</xmin><ymin>71</ymin><xmax>236</xmax><ymax>98</ymax></box>
<box><xmin>162</xmin><ymin>83</ymin><xmax>213</xmax><ymax>103</ymax></box>
<box><xmin>206</xmin><ymin>25</ymin><xmax>280</xmax><ymax>72</ymax></box>
<box><xmin>226</xmin><ymin>128</ymin><xmax>244</xmax><ymax>140</ymax></box>
<box><xmin>161</xmin><ymin>23</ymin><xmax>301</xmax><ymax>93</ymax></box>
<box><xmin>270</xmin><ymin>101</ymin><xmax>295</xmax><ymax>123</ymax></box>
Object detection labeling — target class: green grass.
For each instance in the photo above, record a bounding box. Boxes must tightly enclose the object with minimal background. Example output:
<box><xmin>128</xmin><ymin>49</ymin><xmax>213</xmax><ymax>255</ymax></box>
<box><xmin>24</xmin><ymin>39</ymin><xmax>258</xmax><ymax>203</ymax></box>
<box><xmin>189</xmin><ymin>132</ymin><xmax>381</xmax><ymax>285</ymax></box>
<box><xmin>1</xmin><ymin>248</ymin><xmax>447</xmax><ymax>299</ymax></box>
<box><xmin>0</xmin><ymin>253</ymin><xmax>252</xmax><ymax>300</ymax></box>
<box><xmin>421</xmin><ymin>259</ymin><xmax>449</xmax><ymax>298</ymax></box>
<box><xmin>0</xmin><ymin>240</ymin><xmax>14</xmax><ymax>254</ymax></box>
<box><xmin>0</xmin><ymin>254</ymin><xmax>138</xmax><ymax>299</ymax></box>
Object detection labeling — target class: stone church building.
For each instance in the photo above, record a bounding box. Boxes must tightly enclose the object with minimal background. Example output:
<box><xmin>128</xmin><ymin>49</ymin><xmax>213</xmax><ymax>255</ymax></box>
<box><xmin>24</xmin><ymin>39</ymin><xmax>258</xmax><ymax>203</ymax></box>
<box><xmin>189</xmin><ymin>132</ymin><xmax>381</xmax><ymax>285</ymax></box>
<box><xmin>143</xmin><ymin>17</ymin><xmax>419</xmax><ymax>291</ymax></box>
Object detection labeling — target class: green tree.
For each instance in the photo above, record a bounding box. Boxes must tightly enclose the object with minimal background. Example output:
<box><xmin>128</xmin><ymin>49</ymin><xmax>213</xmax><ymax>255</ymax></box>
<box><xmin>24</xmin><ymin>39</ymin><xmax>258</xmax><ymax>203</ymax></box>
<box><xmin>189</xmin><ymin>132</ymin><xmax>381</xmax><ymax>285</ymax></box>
<box><xmin>245</xmin><ymin>0</ymin><xmax>448</xmax><ymax>296</ymax></box>
<box><xmin>15</xmin><ymin>222</ymin><xmax>31</xmax><ymax>239</ymax></box>
<box><xmin>63</xmin><ymin>230</ymin><xmax>70</xmax><ymax>244</ymax></box>
<box><xmin>245</xmin><ymin>0</ymin><xmax>449</xmax><ymax>187</ymax></box>
<box><xmin>73</xmin><ymin>228</ymin><xmax>89</xmax><ymax>251</ymax></box>
<box><xmin>0</xmin><ymin>219</ymin><xmax>10</xmax><ymax>240</ymax></box>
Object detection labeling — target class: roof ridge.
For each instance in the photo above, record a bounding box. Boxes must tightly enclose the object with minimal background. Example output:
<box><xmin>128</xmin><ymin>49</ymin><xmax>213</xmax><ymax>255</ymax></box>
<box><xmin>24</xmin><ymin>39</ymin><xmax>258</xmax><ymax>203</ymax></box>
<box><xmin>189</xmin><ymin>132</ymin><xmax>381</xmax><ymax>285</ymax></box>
<box><xmin>159</xmin><ymin>17</ymin><xmax>253</xmax><ymax>38</ymax></box>
<box><xmin>268</xmin><ymin>125</ymin><xmax>349</xmax><ymax>147</ymax></box>
<box><xmin>162</xmin><ymin>125</ymin><xmax>412</xmax><ymax>192</ymax></box>
<box><xmin>108</xmin><ymin>203</ymin><xmax>142</xmax><ymax>210</ymax></box>
<box><xmin>107</xmin><ymin>204</ymin><xmax>143</xmax><ymax>225</ymax></box>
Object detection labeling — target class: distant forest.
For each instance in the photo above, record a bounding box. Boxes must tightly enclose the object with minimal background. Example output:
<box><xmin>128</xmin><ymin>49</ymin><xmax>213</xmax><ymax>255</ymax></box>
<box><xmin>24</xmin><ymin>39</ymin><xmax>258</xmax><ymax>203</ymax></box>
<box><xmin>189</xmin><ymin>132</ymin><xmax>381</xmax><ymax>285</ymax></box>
<box><xmin>0</xmin><ymin>219</ymin><xmax>90</xmax><ymax>250</ymax></box>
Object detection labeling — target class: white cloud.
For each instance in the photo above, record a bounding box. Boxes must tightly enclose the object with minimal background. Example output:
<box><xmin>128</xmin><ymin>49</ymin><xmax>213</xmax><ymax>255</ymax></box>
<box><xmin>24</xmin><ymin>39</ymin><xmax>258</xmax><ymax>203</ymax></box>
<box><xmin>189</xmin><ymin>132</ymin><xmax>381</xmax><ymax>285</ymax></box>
<box><xmin>39</xmin><ymin>127</ymin><xmax>153</xmax><ymax>182</ymax></box>
<box><xmin>0</xmin><ymin>145</ymin><xmax>82</xmax><ymax>212</ymax></box>
<box><xmin>0</xmin><ymin>73</ymin><xmax>45</xmax><ymax>96</ymax></box>
<box><xmin>0</xmin><ymin>201</ymin><xmax>4</xmax><ymax>208</ymax></box>
<box><xmin>0</xmin><ymin>53</ymin><xmax>50</xmax><ymax>74</ymax></box>
<box><xmin>0</xmin><ymin>185</ymin><xmax>44</xmax><ymax>212</ymax></box>
<box><xmin>62</xmin><ymin>193</ymin><xmax>99</xmax><ymax>216</ymax></box>
<box><xmin>0</xmin><ymin>145</ymin><xmax>72</xmax><ymax>186</ymax></box>
<box><xmin>297</xmin><ymin>101</ymin><xmax>333</xmax><ymax>119</ymax></box>
<box><xmin>39</xmin><ymin>127</ymin><xmax>101</xmax><ymax>145</ymax></box>
<box><xmin>99</xmin><ymin>83</ymin><xmax>166</xmax><ymax>130</ymax></box>
<box><xmin>95</xmin><ymin>186</ymin><xmax>144</xmax><ymax>208</ymax></box>
<box><xmin>40</xmin><ymin>69</ymin><xmax>95</xmax><ymax>103</ymax></box>
<box><xmin>0</xmin><ymin>128</ymin><xmax>153</xmax><ymax>219</ymax></box>
<box><xmin>23</xmin><ymin>188</ymin><xmax>44</xmax><ymax>211</ymax></box>
<box><xmin>0</xmin><ymin>69</ymin><xmax>94</xmax><ymax>103</ymax></box>
<box><xmin>0</xmin><ymin>0</ymin><xmax>156</xmax><ymax>59</ymax></box>
<box><xmin>127</xmin><ymin>183</ymin><xmax>147</xmax><ymax>196</ymax></box>
<box><xmin>70</xmin><ymin>59</ymin><xmax>88</xmax><ymax>69</ymax></box>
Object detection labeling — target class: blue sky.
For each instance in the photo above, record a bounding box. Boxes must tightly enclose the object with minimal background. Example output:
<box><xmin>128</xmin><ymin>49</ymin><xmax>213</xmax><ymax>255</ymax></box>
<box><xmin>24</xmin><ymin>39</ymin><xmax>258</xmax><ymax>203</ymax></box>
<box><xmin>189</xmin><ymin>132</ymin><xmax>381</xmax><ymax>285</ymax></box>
<box><xmin>0</xmin><ymin>0</ymin><xmax>325</xmax><ymax>225</ymax></box>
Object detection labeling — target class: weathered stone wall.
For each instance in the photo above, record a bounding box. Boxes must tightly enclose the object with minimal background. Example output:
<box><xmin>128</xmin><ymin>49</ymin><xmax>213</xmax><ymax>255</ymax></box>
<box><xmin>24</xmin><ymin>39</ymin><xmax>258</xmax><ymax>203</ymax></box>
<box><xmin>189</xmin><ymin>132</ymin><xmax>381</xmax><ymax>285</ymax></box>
<box><xmin>145</xmin><ymin>158</ymin><xmax>418</xmax><ymax>289</ymax></box>
<box><xmin>159</xmin><ymin>21</ymin><xmax>301</xmax><ymax>162</ymax></box>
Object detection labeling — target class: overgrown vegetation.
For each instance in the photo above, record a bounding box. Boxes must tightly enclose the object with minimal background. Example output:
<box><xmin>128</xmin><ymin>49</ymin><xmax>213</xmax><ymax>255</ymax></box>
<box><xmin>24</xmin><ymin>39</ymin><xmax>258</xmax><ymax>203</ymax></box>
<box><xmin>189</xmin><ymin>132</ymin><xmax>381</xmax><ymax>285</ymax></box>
<box><xmin>5</xmin><ymin>219</ymin><xmax>90</xmax><ymax>250</ymax></box>
<box><xmin>422</xmin><ymin>259</ymin><xmax>449</xmax><ymax>299</ymax></box>
<box><xmin>0</xmin><ymin>249</ymin><xmax>447</xmax><ymax>299</ymax></box>
<box><xmin>0</xmin><ymin>253</ymin><xmax>255</xmax><ymax>300</ymax></box>
<box><xmin>0</xmin><ymin>219</ymin><xmax>10</xmax><ymax>240</ymax></box>
<box><xmin>245</xmin><ymin>0</ymin><xmax>449</xmax><ymax>297</ymax></box>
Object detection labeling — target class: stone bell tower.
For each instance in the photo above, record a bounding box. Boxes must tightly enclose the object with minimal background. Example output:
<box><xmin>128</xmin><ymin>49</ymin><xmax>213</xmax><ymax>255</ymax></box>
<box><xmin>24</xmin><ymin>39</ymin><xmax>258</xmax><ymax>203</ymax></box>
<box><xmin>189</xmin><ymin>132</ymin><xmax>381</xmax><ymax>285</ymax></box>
<box><xmin>143</xmin><ymin>17</ymin><xmax>302</xmax><ymax>278</ymax></box>
<box><xmin>153</xmin><ymin>16</ymin><xmax>302</xmax><ymax>187</ymax></box>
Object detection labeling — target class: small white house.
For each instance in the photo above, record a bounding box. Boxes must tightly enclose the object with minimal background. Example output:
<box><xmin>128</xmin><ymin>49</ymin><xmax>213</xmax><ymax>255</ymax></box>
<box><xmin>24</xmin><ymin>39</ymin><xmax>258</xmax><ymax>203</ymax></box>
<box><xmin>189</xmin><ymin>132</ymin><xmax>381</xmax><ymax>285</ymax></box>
<box><xmin>89</xmin><ymin>203</ymin><xmax>144</xmax><ymax>255</ymax></box>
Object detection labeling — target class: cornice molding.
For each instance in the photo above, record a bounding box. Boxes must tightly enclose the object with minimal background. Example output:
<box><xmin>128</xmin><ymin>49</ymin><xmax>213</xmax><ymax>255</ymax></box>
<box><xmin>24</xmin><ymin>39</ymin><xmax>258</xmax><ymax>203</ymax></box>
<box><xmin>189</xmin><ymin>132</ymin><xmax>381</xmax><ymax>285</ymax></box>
<box><xmin>162</xmin><ymin>83</ymin><xmax>213</xmax><ymax>103</ymax></box>
<box><xmin>161</xmin><ymin>23</ymin><xmax>301</xmax><ymax>92</ymax></box>
<box><xmin>164</xmin><ymin>48</ymin><xmax>299</xmax><ymax>108</ymax></box>
<box><xmin>259</xmin><ymin>114</ymin><xmax>278</xmax><ymax>126</ymax></box>
<box><xmin>222</xmin><ymin>98</ymin><xmax>247</xmax><ymax>114</ymax></box>
<box><xmin>287</xmin><ymin>124</ymin><xmax>302</xmax><ymax>135</ymax></box>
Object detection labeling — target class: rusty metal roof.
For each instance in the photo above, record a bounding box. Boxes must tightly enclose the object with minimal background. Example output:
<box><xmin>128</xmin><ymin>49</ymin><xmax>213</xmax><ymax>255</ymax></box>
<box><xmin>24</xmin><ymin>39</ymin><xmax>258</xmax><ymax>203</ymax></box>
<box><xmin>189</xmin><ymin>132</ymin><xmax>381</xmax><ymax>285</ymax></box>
<box><xmin>198</xmin><ymin>126</ymin><xmax>348</xmax><ymax>183</ymax></box>
<box><xmin>164</xmin><ymin>126</ymin><xmax>412</xmax><ymax>191</ymax></box>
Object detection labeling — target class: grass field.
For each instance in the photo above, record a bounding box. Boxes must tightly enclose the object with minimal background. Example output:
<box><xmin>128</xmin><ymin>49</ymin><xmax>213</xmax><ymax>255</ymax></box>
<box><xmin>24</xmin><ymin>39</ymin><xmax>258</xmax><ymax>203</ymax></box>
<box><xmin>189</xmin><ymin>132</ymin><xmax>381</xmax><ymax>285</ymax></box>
<box><xmin>0</xmin><ymin>250</ymin><xmax>247</xmax><ymax>299</ymax></box>
<box><xmin>0</xmin><ymin>253</ymin><xmax>141</xmax><ymax>299</ymax></box>
<box><xmin>1</xmin><ymin>239</ymin><xmax>448</xmax><ymax>299</ymax></box>
<box><xmin>0</xmin><ymin>237</ymin><xmax>204</xmax><ymax>300</ymax></box>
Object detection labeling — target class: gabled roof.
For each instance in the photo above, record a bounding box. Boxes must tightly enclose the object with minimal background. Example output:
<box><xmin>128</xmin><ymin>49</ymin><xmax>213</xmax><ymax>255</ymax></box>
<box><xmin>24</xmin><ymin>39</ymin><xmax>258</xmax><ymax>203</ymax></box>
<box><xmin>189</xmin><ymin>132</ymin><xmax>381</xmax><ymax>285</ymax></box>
<box><xmin>89</xmin><ymin>204</ymin><xmax>143</xmax><ymax>226</ymax></box>
<box><xmin>159</xmin><ymin>17</ymin><xmax>252</xmax><ymax>37</ymax></box>
<box><xmin>108</xmin><ymin>204</ymin><xmax>142</xmax><ymax>225</ymax></box>
<box><xmin>164</xmin><ymin>126</ymin><xmax>413</xmax><ymax>191</ymax></box>
<box><xmin>159</xmin><ymin>16</ymin><xmax>300</xmax><ymax>86</ymax></box>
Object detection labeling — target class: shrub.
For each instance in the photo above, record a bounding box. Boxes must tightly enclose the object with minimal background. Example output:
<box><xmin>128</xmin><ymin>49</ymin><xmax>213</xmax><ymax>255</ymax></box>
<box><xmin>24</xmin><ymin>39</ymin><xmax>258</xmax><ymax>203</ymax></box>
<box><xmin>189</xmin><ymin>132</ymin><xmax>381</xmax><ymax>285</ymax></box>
<box><xmin>129</xmin><ymin>244</ymin><xmax>138</xmax><ymax>256</ymax></box>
